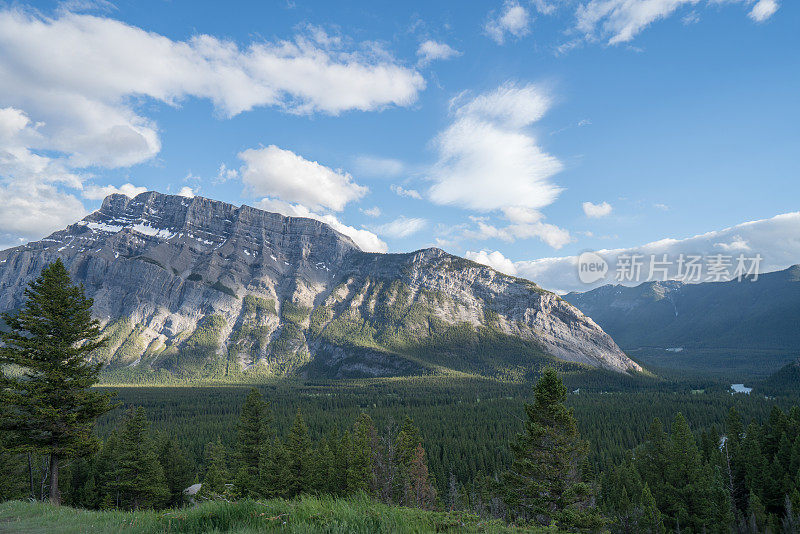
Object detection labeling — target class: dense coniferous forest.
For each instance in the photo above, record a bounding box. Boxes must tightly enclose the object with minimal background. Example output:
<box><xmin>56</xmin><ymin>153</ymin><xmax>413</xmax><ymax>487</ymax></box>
<box><xmin>3</xmin><ymin>262</ymin><xmax>800</xmax><ymax>533</ymax></box>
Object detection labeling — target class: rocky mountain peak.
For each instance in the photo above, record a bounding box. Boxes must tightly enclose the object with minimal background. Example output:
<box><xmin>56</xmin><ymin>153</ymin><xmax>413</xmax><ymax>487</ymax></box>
<box><xmin>0</xmin><ymin>191</ymin><xmax>641</xmax><ymax>379</ymax></box>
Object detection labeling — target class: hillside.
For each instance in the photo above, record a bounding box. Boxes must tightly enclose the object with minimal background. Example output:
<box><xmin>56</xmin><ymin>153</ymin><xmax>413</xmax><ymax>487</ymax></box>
<box><xmin>564</xmin><ymin>265</ymin><xmax>800</xmax><ymax>351</ymax></box>
<box><xmin>0</xmin><ymin>191</ymin><xmax>640</xmax><ymax>380</ymax></box>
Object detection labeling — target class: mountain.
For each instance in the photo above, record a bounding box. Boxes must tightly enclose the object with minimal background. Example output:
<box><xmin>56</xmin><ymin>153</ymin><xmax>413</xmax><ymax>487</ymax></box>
<box><xmin>564</xmin><ymin>266</ymin><xmax>800</xmax><ymax>351</ymax></box>
<box><xmin>0</xmin><ymin>191</ymin><xmax>640</xmax><ymax>379</ymax></box>
<box><xmin>756</xmin><ymin>358</ymin><xmax>800</xmax><ymax>396</ymax></box>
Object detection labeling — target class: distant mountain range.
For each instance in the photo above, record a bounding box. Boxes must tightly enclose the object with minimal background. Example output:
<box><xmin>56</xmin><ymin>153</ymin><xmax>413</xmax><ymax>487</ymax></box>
<box><xmin>0</xmin><ymin>191</ymin><xmax>640</xmax><ymax>380</ymax></box>
<box><xmin>564</xmin><ymin>265</ymin><xmax>800</xmax><ymax>352</ymax></box>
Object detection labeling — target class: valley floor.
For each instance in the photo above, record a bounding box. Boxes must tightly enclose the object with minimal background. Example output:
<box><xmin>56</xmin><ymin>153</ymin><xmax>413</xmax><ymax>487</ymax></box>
<box><xmin>0</xmin><ymin>497</ymin><xmax>555</xmax><ymax>534</ymax></box>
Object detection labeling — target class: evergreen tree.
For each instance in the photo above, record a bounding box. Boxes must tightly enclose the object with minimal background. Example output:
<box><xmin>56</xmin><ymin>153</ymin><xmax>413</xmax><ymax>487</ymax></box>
<box><xmin>407</xmin><ymin>443</ymin><xmax>437</xmax><ymax>510</ymax></box>
<box><xmin>260</xmin><ymin>436</ymin><xmax>287</xmax><ymax>498</ymax></box>
<box><xmin>0</xmin><ymin>259</ymin><xmax>115</xmax><ymax>504</ymax></box>
<box><xmin>233</xmin><ymin>388</ymin><xmax>272</xmax><ymax>497</ymax></box>
<box><xmin>201</xmin><ymin>438</ymin><xmax>229</xmax><ymax>496</ymax></box>
<box><xmin>394</xmin><ymin>416</ymin><xmax>424</xmax><ymax>504</ymax></box>
<box><xmin>640</xmin><ymin>483</ymin><xmax>664</xmax><ymax>534</ymax></box>
<box><xmin>285</xmin><ymin>409</ymin><xmax>314</xmax><ymax>497</ymax></box>
<box><xmin>158</xmin><ymin>435</ymin><xmax>194</xmax><ymax>507</ymax></box>
<box><xmin>110</xmin><ymin>407</ymin><xmax>169</xmax><ymax>510</ymax></box>
<box><xmin>348</xmin><ymin>413</ymin><xmax>378</xmax><ymax>495</ymax></box>
<box><xmin>502</xmin><ymin>368</ymin><xmax>594</xmax><ymax>527</ymax></box>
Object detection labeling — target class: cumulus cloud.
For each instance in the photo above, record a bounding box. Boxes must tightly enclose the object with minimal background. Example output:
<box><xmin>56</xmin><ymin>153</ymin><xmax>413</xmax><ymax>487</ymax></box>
<box><xmin>575</xmin><ymin>0</ymin><xmax>781</xmax><ymax>45</ymax></box>
<box><xmin>582</xmin><ymin>201</ymin><xmax>613</xmax><ymax>218</ymax></box>
<box><xmin>749</xmin><ymin>0</ymin><xmax>779</xmax><ymax>21</ymax></box>
<box><xmin>428</xmin><ymin>83</ymin><xmax>562</xmax><ymax>211</ymax></box>
<box><xmin>0</xmin><ymin>9</ymin><xmax>424</xmax><ymax>243</ymax></box>
<box><xmin>376</xmin><ymin>216</ymin><xmax>427</xmax><ymax>239</ymax></box>
<box><xmin>426</xmin><ymin>83</ymin><xmax>570</xmax><ymax>248</ymax></box>
<box><xmin>485</xmin><ymin>1</ymin><xmax>531</xmax><ymax>44</ymax></box>
<box><xmin>0</xmin><ymin>183</ymin><xmax>87</xmax><ymax>241</ymax></box>
<box><xmin>465</xmin><ymin>250</ymin><xmax>518</xmax><ymax>276</ymax></box>
<box><xmin>390</xmin><ymin>184</ymin><xmax>422</xmax><ymax>200</ymax></box>
<box><xmin>255</xmin><ymin>198</ymin><xmax>387</xmax><ymax>253</ymax></box>
<box><xmin>514</xmin><ymin>211</ymin><xmax>800</xmax><ymax>293</ymax></box>
<box><xmin>239</xmin><ymin>145</ymin><xmax>367</xmax><ymax>212</ymax></box>
<box><xmin>416</xmin><ymin>40</ymin><xmax>461</xmax><ymax>66</ymax></box>
<box><xmin>83</xmin><ymin>182</ymin><xmax>148</xmax><ymax>200</ymax></box>
<box><xmin>177</xmin><ymin>186</ymin><xmax>195</xmax><ymax>198</ymax></box>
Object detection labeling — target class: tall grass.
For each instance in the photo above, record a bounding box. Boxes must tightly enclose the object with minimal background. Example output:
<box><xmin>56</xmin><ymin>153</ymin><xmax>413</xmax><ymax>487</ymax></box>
<box><xmin>0</xmin><ymin>495</ymin><xmax>558</xmax><ymax>533</ymax></box>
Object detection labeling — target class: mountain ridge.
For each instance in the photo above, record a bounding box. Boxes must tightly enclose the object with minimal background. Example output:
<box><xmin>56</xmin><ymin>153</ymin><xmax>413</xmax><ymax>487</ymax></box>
<box><xmin>0</xmin><ymin>191</ymin><xmax>641</xmax><ymax>379</ymax></box>
<box><xmin>564</xmin><ymin>265</ymin><xmax>800</xmax><ymax>351</ymax></box>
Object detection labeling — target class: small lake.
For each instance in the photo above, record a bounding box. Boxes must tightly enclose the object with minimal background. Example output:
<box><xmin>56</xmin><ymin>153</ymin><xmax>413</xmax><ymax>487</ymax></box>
<box><xmin>731</xmin><ymin>384</ymin><xmax>752</xmax><ymax>394</ymax></box>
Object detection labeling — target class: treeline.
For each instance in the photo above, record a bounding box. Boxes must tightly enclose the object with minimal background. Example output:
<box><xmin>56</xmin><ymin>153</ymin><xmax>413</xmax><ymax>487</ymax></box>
<box><xmin>22</xmin><ymin>390</ymin><xmax>437</xmax><ymax>512</ymax></box>
<box><xmin>600</xmin><ymin>406</ymin><xmax>800</xmax><ymax>533</ymax></box>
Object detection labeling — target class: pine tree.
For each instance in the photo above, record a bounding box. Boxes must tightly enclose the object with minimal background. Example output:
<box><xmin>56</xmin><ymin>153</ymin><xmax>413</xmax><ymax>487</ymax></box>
<box><xmin>394</xmin><ymin>416</ymin><xmax>424</xmax><ymax>504</ymax></box>
<box><xmin>0</xmin><ymin>259</ymin><xmax>115</xmax><ymax>504</ymax></box>
<box><xmin>260</xmin><ymin>436</ymin><xmax>288</xmax><ymax>498</ymax></box>
<box><xmin>201</xmin><ymin>438</ymin><xmax>229</xmax><ymax>496</ymax></box>
<box><xmin>158</xmin><ymin>435</ymin><xmax>194</xmax><ymax>507</ymax></box>
<box><xmin>234</xmin><ymin>388</ymin><xmax>272</xmax><ymax>498</ymax></box>
<box><xmin>285</xmin><ymin>409</ymin><xmax>314</xmax><ymax>497</ymax></box>
<box><xmin>348</xmin><ymin>413</ymin><xmax>378</xmax><ymax>495</ymax></box>
<box><xmin>502</xmin><ymin>368</ymin><xmax>594</xmax><ymax>527</ymax></box>
<box><xmin>407</xmin><ymin>443</ymin><xmax>437</xmax><ymax>510</ymax></box>
<box><xmin>111</xmin><ymin>407</ymin><xmax>169</xmax><ymax>510</ymax></box>
<box><xmin>640</xmin><ymin>483</ymin><xmax>664</xmax><ymax>534</ymax></box>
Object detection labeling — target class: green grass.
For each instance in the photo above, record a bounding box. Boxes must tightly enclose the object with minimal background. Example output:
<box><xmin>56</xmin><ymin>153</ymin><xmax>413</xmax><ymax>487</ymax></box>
<box><xmin>0</xmin><ymin>496</ymin><xmax>556</xmax><ymax>533</ymax></box>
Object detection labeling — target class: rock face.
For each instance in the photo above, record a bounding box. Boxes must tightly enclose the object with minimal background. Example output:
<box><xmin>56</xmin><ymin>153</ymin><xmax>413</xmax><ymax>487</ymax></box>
<box><xmin>0</xmin><ymin>192</ymin><xmax>641</xmax><ymax>378</ymax></box>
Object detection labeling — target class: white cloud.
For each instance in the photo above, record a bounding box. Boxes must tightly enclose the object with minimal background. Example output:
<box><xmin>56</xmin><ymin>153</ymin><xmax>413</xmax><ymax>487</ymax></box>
<box><xmin>485</xmin><ymin>1</ymin><xmax>531</xmax><ymax>44</ymax></box>
<box><xmin>532</xmin><ymin>0</ymin><xmax>559</xmax><ymax>15</ymax></box>
<box><xmin>416</xmin><ymin>40</ymin><xmax>461</xmax><ymax>66</ymax></box>
<box><xmin>463</xmin><ymin>220</ymin><xmax>573</xmax><ymax>249</ymax></box>
<box><xmin>582</xmin><ymin>200</ymin><xmax>613</xmax><ymax>218</ymax></box>
<box><xmin>376</xmin><ymin>217</ymin><xmax>428</xmax><ymax>239</ymax></box>
<box><xmin>239</xmin><ymin>145</ymin><xmax>367</xmax><ymax>211</ymax></box>
<box><xmin>353</xmin><ymin>155</ymin><xmax>405</xmax><ymax>178</ymax></box>
<box><xmin>0</xmin><ymin>183</ymin><xmax>87</xmax><ymax>240</ymax></box>
<box><xmin>465</xmin><ymin>250</ymin><xmax>518</xmax><ymax>276</ymax></box>
<box><xmin>425</xmin><ymin>83</ymin><xmax>570</xmax><ymax>249</ymax></box>
<box><xmin>390</xmin><ymin>184</ymin><xmax>423</xmax><ymax>199</ymax></box>
<box><xmin>428</xmin><ymin>83</ymin><xmax>563</xmax><ymax>212</ymax></box>
<box><xmin>0</xmin><ymin>9</ymin><xmax>424</xmax><ymax>245</ymax></box>
<box><xmin>361</xmin><ymin>206</ymin><xmax>381</xmax><ymax>217</ymax></box>
<box><xmin>714</xmin><ymin>235</ymin><xmax>750</xmax><ymax>252</ymax></box>
<box><xmin>255</xmin><ymin>198</ymin><xmax>387</xmax><ymax>253</ymax></box>
<box><xmin>749</xmin><ymin>0</ymin><xmax>779</xmax><ymax>21</ymax></box>
<box><xmin>216</xmin><ymin>163</ymin><xmax>238</xmax><ymax>183</ymax></box>
<box><xmin>83</xmin><ymin>182</ymin><xmax>148</xmax><ymax>200</ymax></box>
<box><xmin>575</xmin><ymin>0</ymin><xmax>781</xmax><ymax>45</ymax></box>
<box><xmin>178</xmin><ymin>186</ymin><xmax>195</xmax><ymax>198</ymax></box>
<box><xmin>514</xmin><ymin>211</ymin><xmax>800</xmax><ymax>293</ymax></box>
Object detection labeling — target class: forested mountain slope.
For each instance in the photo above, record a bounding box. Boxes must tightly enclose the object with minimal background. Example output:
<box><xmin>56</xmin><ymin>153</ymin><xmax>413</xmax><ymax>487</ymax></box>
<box><xmin>564</xmin><ymin>265</ymin><xmax>800</xmax><ymax>350</ymax></box>
<box><xmin>0</xmin><ymin>191</ymin><xmax>640</xmax><ymax>379</ymax></box>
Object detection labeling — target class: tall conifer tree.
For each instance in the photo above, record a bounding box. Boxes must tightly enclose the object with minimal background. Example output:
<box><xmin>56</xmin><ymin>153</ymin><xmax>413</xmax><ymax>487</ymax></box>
<box><xmin>0</xmin><ymin>259</ymin><xmax>114</xmax><ymax>505</ymax></box>
<box><xmin>502</xmin><ymin>367</ymin><xmax>595</xmax><ymax>527</ymax></box>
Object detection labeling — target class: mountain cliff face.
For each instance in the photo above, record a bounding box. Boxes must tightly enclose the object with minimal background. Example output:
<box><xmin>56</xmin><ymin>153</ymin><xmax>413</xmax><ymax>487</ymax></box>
<box><xmin>0</xmin><ymin>191</ymin><xmax>640</xmax><ymax>378</ymax></box>
<box><xmin>564</xmin><ymin>265</ymin><xmax>800</xmax><ymax>350</ymax></box>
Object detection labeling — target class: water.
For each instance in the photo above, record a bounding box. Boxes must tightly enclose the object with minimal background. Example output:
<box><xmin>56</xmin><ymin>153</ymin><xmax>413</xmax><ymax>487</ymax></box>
<box><xmin>731</xmin><ymin>384</ymin><xmax>752</xmax><ymax>394</ymax></box>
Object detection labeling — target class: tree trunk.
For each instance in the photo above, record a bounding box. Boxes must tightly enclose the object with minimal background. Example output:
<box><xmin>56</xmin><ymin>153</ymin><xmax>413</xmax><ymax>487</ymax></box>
<box><xmin>49</xmin><ymin>453</ymin><xmax>60</xmax><ymax>505</ymax></box>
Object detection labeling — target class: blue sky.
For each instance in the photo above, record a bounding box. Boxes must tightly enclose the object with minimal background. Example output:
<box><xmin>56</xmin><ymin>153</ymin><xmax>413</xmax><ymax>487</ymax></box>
<box><xmin>0</xmin><ymin>0</ymin><xmax>797</xmax><ymax>291</ymax></box>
